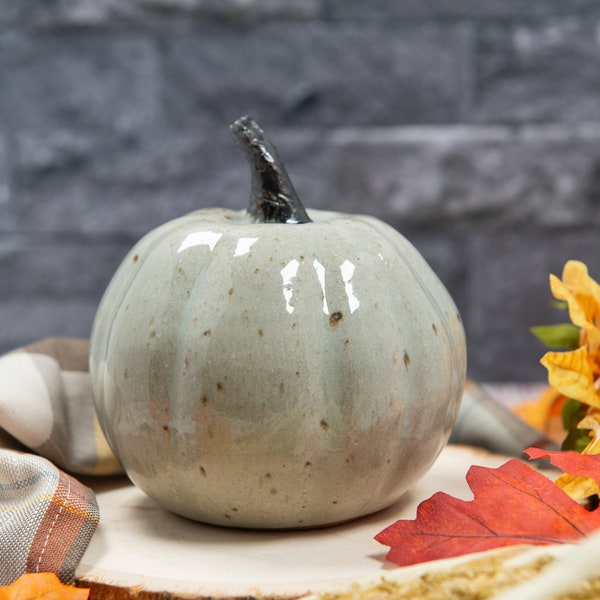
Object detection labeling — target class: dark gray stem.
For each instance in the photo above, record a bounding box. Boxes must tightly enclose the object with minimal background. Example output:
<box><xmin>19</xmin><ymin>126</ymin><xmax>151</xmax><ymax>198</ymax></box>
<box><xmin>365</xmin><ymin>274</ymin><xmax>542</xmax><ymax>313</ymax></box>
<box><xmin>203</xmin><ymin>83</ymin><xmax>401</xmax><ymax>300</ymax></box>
<box><xmin>230</xmin><ymin>116</ymin><xmax>312</xmax><ymax>224</ymax></box>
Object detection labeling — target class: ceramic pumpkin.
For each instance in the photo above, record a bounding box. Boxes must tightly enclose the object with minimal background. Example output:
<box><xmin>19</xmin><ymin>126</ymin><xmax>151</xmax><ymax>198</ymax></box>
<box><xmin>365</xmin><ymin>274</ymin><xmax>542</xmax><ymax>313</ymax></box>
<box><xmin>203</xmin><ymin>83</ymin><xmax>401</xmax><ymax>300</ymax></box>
<box><xmin>90</xmin><ymin>117</ymin><xmax>466</xmax><ymax>529</ymax></box>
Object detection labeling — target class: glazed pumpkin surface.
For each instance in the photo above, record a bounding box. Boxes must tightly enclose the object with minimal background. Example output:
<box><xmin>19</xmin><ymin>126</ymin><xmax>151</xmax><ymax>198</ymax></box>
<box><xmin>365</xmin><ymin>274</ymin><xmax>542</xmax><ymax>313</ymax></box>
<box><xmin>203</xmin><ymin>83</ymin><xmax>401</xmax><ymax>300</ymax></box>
<box><xmin>90</xmin><ymin>118</ymin><xmax>466</xmax><ymax>528</ymax></box>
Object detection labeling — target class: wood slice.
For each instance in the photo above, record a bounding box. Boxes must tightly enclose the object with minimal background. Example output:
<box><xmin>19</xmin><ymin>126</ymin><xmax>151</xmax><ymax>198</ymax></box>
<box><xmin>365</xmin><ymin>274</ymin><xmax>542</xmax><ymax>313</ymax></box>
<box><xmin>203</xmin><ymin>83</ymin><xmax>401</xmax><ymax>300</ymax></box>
<box><xmin>75</xmin><ymin>445</ymin><xmax>518</xmax><ymax>599</ymax></box>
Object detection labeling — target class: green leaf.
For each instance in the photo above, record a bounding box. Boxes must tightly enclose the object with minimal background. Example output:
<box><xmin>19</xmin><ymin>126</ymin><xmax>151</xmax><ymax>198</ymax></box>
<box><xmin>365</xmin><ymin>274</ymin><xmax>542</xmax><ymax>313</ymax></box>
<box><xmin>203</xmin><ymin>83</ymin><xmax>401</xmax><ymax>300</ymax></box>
<box><xmin>562</xmin><ymin>398</ymin><xmax>587</xmax><ymax>430</ymax></box>
<box><xmin>530</xmin><ymin>324</ymin><xmax>581</xmax><ymax>349</ymax></box>
<box><xmin>562</xmin><ymin>428</ymin><xmax>593</xmax><ymax>453</ymax></box>
<box><xmin>551</xmin><ymin>300</ymin><xmax>569</xmax><ymax>311</ymax></box>
<box><xmin>561</xmin><ymin>398</ymin><xmax>592</xmax><ymax>453</ymax></box>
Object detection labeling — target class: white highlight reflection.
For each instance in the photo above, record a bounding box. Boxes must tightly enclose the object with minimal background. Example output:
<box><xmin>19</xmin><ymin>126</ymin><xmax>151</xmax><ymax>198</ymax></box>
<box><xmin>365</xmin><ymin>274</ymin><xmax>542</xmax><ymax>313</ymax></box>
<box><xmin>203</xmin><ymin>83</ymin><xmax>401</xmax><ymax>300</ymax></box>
<box><xmin>234</xmin><ymin>237</ymin><xmax>259</xmax><ymax>257</ymax></box>
<box><xmin>177</xmin><ymin>231</ymin><xmax>223</xmax><ymax>253</ymax></box>
<box><xmin>281</xmin><ymin>259</ymin><xmax>300</xmax><ymax>314</ymax></box>
<box><xmin>341</xmin><ymin>260</ymin><xmax>360</xmax><ymax>313</ymax></box>
<box><xmin>312</xmin><ymin>259</ymin><xmax>329</xmax><ymax>315</ymax></box>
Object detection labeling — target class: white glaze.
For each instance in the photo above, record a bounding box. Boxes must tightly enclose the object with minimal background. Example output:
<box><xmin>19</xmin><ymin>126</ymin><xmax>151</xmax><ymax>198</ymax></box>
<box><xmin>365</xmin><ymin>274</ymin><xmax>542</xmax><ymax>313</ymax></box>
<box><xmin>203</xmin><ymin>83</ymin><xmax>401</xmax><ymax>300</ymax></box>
<box><xmin>90</xmin><ymin>208</ymin><xmax>466</xmax><ymax>528</ymax></box>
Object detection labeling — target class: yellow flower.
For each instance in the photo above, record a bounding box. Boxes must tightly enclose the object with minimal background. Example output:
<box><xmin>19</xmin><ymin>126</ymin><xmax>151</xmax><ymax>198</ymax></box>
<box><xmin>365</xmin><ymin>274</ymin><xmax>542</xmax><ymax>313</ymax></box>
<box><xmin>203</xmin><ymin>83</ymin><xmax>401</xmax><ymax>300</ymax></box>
<box><xmin>540</xmin><ymin>261</ymin><xmax>600</xmax><ymax>409</ymax></box>
<box><xmin>535</xmin><ymin>260</ymin><xmax>600</xmax><ymax>500</ymax></box>
<box><xmin>541</xmin><ymin>346</ymin><xmax>600</xmax><ymax>409</ymax></box>
<box><xmin>550</xmin><ymin>260</ymin><xmax>600</xmax><ymax>356</ymax></box>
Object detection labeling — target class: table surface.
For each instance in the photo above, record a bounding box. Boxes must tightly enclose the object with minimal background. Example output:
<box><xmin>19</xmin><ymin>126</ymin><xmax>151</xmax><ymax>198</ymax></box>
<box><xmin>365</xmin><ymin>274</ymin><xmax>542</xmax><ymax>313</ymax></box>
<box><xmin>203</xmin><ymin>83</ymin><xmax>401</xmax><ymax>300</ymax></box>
<box><xmin>76</xmin><ymin>444</ymin><xmax>520</xmax><ymax>599</ymax></box>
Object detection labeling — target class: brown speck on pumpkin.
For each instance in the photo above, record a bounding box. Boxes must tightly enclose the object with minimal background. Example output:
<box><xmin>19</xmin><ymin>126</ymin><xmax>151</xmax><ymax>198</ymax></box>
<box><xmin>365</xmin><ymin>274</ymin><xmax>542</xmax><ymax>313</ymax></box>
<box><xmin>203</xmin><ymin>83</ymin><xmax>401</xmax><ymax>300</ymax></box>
<box><xmin>305</xmin><ymin>461</ymin><xmax>312</xmax><ymax>468</ymax></box>
<box><xmin>320</xmin><ymin>419</ymin><xmax>329</xmax><ymax>432</ymax></box>
<box><xmin>332</xmin><ymin>500</ymin><xmax>338</xmax><ymax>504</ymax></box>
<box><xmin>254</xmin><ymin>268</ymin><xmax>260</xmax><ymax>274</ymax></box>
<box><xmin>201</xmin><ymin>396</ymin><xmax>209</xmax><ymax>406</ymax></box>
<box><xmin>404</xmin><ymin>351</ymin><xmax>410</xmax><ymax>369</ymax></box>
<box><xmin>224</xmin><ymin>214</ymin><xmax>233</xmax><ymax>220</ymax></box>
<box><xmin>231</xmin><ymin>507</ymin><xmax>239</xmax><ymax>512</ymax></box>
<box><xmin>264</xmin><ymin>473</ymin><xmax>272</xmax><ymax>480</ymax></box>
<box><xmin>279</xmin><ymin>382</ymin><xmax>285</xmax><ymax>396</ymax></box>
<box><xmin>203</xmin><ymin>330</ymin><xmax>211</xmax><ymax>337</ymax></box>
<box><xmin>258</xmin><ymin>329</ymin><xmax>263</xmax><ymax>337</ymax></box>
<box><xmin>216</xmin><ymin>382</ymin><xmax>224</xmax><ymax>392</ymax></box>
<box><xmin>150</xmin><ymin>331</ymin><xmax>156</xmax><ymax>339</ymax></box>
<box><xmin>344</xmin><ymin>339</ymin><xmax>350</xmax><ymax>347</ymax></box>
<box><xmin>223</xmin><ymin>513</ymin><xmax>231</xmax><ymax>519</ymax></box>
<box><xmin>456</xmin><ymin>312</ymin><xmax>462</xmax><ymax>322</ymax></box>
<box><xmin>432</xmin><ymin>323</ymin><xmax>438</xmax><ymax>335</ymax></box>
<box><xmin>132</xmin><ymin>254</ymin><xmax>139</xmax><ymax>264</ymax></box>
<box><xmin>270</xmin><ymin>488</ymin><xmax>278</xmax><ymax>496</ymax></box>
<box><xmin>228</xmin><ymin>288</ymin><xmax>234</xmax><ymax>296</ymax></box>
<box><xmin>162</xmin><ymin>425</ymin><xmax>169</xmax><ymax>433</ymax></box>
<box><xmin>329</xmin><ymin>311</ymin><xmax>343</xmax><ymax>326</ymax></box>
<box><xmin>200</xmin><ymin>466</ymin><xmax>207</xmax><ymax>476</ymax></box>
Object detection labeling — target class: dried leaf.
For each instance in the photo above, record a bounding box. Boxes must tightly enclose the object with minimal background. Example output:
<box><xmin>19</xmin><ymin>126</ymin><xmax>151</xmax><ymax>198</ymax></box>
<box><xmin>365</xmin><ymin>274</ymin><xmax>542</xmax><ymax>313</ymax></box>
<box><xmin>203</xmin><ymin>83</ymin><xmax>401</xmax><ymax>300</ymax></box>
<box><xmin>525</xmin><ymin>446</ymin><xmax>600</xmax><ymax>481</ymax></box>
<box><xmin>375</xmin><ymin>455</ymin><xmax>600</xmax><ymax>567</ymax></box>
<box><xmin>0</xmin><ymin>573</ymin><xmax>89</xmax><ymax>600</ymax></box>
<box><xmin>526</xmin><ymin>445</ymin><xmax>600</xmax><ymax>501</ymax></box>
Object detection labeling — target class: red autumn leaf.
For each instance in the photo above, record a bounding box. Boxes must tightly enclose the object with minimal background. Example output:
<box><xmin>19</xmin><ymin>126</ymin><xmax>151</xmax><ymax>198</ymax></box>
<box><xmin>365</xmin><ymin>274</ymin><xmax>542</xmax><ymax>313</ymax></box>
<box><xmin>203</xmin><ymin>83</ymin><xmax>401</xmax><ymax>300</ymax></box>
<box><xmin>375</xmin><ymin>457</ymin><xmax>600</xmax><ymax>567</ymax></box>
<box><xmin>525</xmin><ymin>446</ymin><xmax>600</xmax><ymax>481</ymax></box>
<box><xmin>0</xmin><ymin>573</ymin><xmax>89</xmax><ymax>600</ymax></box>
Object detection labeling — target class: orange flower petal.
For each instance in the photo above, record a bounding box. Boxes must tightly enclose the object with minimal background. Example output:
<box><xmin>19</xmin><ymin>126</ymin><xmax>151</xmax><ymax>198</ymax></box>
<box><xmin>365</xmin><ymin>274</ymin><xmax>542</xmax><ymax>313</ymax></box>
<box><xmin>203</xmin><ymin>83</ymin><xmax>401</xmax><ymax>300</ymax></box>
<box><xmin>512</xmin><ymin>387</ymin><xmax>566</xmax><ymax>442</ymax></box>
<box><xmin>0</xmin><ymin>573</ymin><xmax>89</xmax><ymax>600</ymax></box>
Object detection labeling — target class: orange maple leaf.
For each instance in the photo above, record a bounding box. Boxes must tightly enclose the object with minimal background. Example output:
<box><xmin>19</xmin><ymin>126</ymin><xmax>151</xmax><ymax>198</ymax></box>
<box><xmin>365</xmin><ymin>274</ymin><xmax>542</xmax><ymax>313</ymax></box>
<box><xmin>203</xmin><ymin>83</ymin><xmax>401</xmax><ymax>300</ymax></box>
<box><xmin>0</xmin><ymin>573</ymin><xmax>89</xmax><ymax>600</ymax></box>
<box><xmin>375</xmin><ymin>449</ymin><xmax>600</xmax><ymax>567</ymax></box>
<box><xmin>525</xmin><ymin>446</ymin><xmax>600</xmax><ymax>481</ymax></box>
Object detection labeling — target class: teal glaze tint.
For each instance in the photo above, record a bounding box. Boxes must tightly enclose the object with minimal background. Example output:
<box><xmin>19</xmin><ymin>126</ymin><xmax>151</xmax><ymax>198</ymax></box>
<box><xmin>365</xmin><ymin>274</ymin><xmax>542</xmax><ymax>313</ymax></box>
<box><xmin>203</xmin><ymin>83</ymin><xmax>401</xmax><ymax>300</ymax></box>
<box><xmin>89</xmin><ymin>118</ymin><xmax>466</xmax><ymax>529</ymax></box>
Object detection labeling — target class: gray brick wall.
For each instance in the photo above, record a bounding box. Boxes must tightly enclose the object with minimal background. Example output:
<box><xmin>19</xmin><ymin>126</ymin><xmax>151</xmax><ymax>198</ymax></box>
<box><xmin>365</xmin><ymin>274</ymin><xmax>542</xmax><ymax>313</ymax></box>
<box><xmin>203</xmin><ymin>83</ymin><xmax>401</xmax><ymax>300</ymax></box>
<box><xmin>2</xmin><ymin>1</ymin><xmax>600</xmax><ymax>381</ymax></box>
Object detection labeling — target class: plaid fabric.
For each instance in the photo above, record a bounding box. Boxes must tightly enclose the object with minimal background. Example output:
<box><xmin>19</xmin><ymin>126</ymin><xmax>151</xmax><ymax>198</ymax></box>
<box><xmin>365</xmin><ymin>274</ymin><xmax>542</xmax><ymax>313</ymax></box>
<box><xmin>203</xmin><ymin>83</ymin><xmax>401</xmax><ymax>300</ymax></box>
<box><xmin>0</xmin><ymin>450</ymin><xmax>99</xmax><ymax>585</ymax></box>
<box><xmin>0</xmin><ymin>338</ymin><xmax>121</xmax><ymax>476</ymax></box>
<box><xmin>450</xmin><ymin>380</ymin><xmax>558</xmax><ymax>454</ymax></box>
<box><xmin>0</xmin><ymin>337</ymin><xmax>555</xmax><ymax>585</ymax></box>
<box><xmin>0</xmin><ymin>338</ymin><xmax>117</xmax><ymax>585</ymax></box>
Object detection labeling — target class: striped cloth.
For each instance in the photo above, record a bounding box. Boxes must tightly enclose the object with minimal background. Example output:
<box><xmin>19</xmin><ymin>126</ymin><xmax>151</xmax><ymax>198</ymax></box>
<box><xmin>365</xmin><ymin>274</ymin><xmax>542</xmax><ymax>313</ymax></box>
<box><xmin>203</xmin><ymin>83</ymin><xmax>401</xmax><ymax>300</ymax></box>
<box><xmin>0</xmin><ymin>338</ymin><xmax>119</xmax><ymax>586</ymax></box>
<box><xmin>450</xmin><ymin>380</ymin><xmax>558</xmax><ymax>455</ymax></box>
<box><xmin>0</xmin><ymin>337</ymin><xmax>556</xmax><ymax>586</ymax></box>
<box><xmin>0</xmin><ymin>451</ymin><xmax>99</xmax><ymax>585</ymax></box>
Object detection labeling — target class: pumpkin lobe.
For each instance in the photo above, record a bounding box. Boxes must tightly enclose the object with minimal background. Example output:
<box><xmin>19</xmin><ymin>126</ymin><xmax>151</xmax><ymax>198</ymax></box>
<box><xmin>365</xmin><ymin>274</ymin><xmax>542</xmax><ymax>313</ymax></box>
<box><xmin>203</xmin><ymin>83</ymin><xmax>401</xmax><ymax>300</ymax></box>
<box><xmin>230</xmin><ymin>116</ymin><xmax>312</xmax><ymax>225</ymax></box>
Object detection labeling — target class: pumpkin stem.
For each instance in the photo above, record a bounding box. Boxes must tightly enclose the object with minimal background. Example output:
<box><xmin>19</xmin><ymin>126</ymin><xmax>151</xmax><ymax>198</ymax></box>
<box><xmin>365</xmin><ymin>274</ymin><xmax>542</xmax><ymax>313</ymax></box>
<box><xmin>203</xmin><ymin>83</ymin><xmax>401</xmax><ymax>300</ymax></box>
<box><xmin>230</xmin><ymin>116</ymin><xmax>312</xmax><ymax>224</ymax></box>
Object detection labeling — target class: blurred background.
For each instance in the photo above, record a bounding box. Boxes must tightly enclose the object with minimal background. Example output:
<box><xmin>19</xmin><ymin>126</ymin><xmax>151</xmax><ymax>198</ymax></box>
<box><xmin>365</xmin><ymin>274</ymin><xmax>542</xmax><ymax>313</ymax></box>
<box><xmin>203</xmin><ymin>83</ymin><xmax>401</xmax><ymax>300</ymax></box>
<box><xmin>1</xmin><ymin>1</ymin><xmax>600</xmax><ymax>382</ymax></box>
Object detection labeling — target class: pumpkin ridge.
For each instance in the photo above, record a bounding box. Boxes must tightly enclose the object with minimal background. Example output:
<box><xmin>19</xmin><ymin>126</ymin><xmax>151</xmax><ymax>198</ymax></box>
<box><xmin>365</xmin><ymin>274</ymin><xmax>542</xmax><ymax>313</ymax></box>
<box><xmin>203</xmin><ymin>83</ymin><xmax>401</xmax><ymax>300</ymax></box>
<box><xmin>355</xmin><ymin>215</ymin><xmax>464</xmax><ymax>366</ymax></box>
